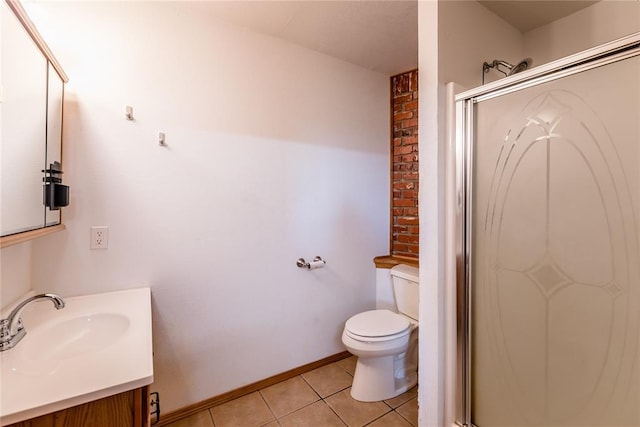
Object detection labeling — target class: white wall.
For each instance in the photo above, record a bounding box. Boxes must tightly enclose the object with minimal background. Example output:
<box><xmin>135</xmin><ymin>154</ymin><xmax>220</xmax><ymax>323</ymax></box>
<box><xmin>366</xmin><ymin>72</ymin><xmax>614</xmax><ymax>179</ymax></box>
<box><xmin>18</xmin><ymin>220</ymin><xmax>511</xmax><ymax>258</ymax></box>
<box><xmin>524</xmin><ymin>0</ymin><xmax>640</xmax><ymax>66</ymax></box>
<box><xmin>24</xmin><ymin>1</ymin><xmax>389</xmax><ymax>413</ymax></box>
<box><xmin>0</xmin><ymin>242</ymin><xmax>32</xmax><ymax>309</ymax></box>
<box><xmin>438</xmin><ymin>0</ymin><xmax>524</xmax><ymax>89</ymax></box>
<box><xmin>418</xmin><ymin>3</ymin><xmax>443</xmax><ymax>425</ymax></box>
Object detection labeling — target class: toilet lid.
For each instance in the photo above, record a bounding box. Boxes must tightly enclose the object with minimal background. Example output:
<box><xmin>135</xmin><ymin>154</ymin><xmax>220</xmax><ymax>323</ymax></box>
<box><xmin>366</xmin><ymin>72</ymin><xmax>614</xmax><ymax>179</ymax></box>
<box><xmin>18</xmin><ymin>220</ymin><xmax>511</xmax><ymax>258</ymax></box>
<box><xmin>345</xmin><ymin>309</ymin><xmax>410</xmax><ymax>338</ymax></box>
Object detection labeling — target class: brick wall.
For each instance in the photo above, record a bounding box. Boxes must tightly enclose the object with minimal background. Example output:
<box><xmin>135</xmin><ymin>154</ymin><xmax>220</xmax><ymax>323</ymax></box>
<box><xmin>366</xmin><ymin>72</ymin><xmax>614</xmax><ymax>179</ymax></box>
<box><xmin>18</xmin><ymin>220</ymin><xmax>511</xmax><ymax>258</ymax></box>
<box><xmin>391</xmin><ymin>70</ymin><xmax>418</xmax><ymax>257</ymax></box>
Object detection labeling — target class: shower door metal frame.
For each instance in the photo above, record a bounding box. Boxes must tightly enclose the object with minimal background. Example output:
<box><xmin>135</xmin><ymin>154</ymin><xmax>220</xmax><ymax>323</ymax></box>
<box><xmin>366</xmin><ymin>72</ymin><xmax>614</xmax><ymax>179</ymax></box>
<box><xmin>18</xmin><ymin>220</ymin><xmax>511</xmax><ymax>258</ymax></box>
<box><xmin>453</xmin><ymin>32</ymin><xmax>640</xmax><ymax>427</ymax></box>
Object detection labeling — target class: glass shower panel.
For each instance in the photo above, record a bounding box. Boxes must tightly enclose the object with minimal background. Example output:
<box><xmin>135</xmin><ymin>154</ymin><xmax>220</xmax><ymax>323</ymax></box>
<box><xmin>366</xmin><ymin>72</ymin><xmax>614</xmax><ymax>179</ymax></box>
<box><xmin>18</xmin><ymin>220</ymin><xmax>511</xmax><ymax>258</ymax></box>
<box><xmin>471</xmin><ymin>55</ymin><xmax>640</xmax><ymax>426</ymax></box>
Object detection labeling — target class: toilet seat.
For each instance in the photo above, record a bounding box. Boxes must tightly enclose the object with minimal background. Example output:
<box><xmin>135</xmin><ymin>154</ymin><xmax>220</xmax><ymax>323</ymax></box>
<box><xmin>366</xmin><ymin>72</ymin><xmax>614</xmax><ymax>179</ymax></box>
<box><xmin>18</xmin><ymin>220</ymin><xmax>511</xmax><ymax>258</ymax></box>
<box><xmin>345</xmin><ymin>310</ymin><xmax>410</xmax><ymax>342</ymax></box>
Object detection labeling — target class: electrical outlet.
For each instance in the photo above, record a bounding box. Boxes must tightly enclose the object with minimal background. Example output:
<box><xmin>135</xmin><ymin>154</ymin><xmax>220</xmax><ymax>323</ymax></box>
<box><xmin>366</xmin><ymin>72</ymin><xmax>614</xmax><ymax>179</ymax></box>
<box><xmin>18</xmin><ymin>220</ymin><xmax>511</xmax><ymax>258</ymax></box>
<box><xmin>90</xmin><ymin>226</ymin><xmax>109</xmax><ymax>249</ymax></box>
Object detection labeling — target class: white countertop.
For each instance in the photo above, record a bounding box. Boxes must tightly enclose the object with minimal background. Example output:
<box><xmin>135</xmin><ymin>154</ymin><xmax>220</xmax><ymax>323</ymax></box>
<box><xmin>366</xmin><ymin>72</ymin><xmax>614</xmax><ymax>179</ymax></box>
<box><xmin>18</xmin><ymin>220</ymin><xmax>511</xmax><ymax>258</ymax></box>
<box><xmin>0</xmin><ymin>288</ymin><xmax>153</xmax><ymax>425</ymax></box>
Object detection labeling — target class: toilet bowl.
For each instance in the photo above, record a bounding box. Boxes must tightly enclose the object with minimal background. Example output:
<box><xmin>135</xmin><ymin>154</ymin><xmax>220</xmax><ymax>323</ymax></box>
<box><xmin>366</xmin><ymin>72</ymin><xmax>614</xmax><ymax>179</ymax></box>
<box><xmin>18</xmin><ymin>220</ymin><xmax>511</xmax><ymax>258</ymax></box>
<box><xmin>342</xmin><ymin>264</ymin><xmax>419</xmax><ymax>402</ymax></box>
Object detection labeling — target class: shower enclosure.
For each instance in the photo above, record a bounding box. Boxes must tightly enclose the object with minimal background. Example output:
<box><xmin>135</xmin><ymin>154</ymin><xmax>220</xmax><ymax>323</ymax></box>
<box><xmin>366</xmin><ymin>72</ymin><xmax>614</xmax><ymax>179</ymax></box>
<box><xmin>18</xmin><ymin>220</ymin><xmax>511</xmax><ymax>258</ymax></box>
<box><xmin>455</xmin><ymin>34</ymin><xmax>640</xmax><ymax>427</ymax></box>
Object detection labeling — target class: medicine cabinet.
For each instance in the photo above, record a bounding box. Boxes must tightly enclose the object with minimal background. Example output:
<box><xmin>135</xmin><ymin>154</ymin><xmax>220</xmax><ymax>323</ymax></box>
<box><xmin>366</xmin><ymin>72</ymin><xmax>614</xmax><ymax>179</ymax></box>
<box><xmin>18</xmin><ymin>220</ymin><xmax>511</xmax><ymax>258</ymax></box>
<box><xmin>1</xmin><ymin>0</ymin><xmax>69</xmax><ymax>248</ymax></box>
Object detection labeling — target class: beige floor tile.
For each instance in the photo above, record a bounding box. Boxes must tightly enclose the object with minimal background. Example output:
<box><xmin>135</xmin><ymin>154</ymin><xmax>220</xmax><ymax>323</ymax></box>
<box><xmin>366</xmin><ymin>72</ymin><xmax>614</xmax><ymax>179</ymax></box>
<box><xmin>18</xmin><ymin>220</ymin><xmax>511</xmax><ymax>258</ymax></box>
<box><xmin>260</xmin><ymin>376</ymin><xmax>320</xmax><ymax>418</ymax></box>
<box><xmin>383</xmin><ymin>386</ymin><xmax>418</xmax><ymax>409</ymax></box>
<box><xmin>325</xmin><ymin>388</ymin><xmax>391</xmax><ymax>427</ymax></box>
<box><xmin>279</xmin><ymin>401</ymin><xmax>347</xmax><ymax>427</ymax></box>
<box><xmin>302</xmin><ymin>362</ymin><xmax>354</xmax><ymax>398</ymax></box>
<box><xmin>395</xmin><ymin>397</ymin><xmax>418</xmax><ymax>427</ymax></box>
<box><xmin>210</xmin><ymin>392</ymin><xmax>276</xmax><ymax>427</ymax></box>
<box><xmin>336</xmin><ymin>356</ymin><xmax>357</xmax><ymax>376</ymax></box>
<box><xmin>262</xmin><ymin>421</ymin><xmax>280</xmax><ymax>426</ymax></box>
<box><xmin>163</xmin><ymin>410</ymin><xmax>214</xmax><ymax>427</ymax></box>
<box><xmin>367</xmin><ymin>411</ymin><xmax>414</xmax><ymax>427</ymax></box>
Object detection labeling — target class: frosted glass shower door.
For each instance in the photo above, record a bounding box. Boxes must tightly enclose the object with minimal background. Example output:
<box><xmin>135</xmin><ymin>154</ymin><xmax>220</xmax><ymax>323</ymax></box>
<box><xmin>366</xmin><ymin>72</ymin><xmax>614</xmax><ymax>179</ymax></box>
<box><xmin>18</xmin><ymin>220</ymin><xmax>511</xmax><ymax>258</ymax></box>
<box><xmin>471</xmin><ymin>55</ymin><xmax>640</xmax><ymax>426</ymax></box>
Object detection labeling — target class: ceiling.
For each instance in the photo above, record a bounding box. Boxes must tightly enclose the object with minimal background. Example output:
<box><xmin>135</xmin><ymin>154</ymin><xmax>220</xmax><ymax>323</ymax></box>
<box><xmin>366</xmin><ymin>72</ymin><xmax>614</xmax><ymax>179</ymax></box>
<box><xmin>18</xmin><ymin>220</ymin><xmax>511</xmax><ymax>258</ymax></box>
<box><xmin>188</xmin><ymin>1</ymin><xmax>600</xmax><ymax>76</ymax></box>
<box><xmin>187</xmin><ymin>1</ymin><xmax>418</xmax><ymax>76</ymax></box>
<box><xmin>478</xmin><ymin>0</ymin><xmax>600</xmax><ymax>33</ymax></box>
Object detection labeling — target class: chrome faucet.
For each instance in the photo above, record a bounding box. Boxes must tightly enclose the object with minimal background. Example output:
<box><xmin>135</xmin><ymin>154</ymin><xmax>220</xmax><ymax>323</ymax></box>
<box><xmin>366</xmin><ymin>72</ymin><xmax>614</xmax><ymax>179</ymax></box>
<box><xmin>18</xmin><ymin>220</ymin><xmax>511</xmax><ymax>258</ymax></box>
<box><xmin>0</xmin><ymin>293</ymin><xmax>65</xmax><ymax>351</ymax></box>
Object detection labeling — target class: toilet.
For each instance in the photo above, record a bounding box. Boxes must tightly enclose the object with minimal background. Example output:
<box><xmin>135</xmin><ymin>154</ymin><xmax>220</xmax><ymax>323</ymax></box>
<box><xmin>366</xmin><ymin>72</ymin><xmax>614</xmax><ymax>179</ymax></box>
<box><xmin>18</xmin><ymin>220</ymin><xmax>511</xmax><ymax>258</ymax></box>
<box><xmin>342</xmin><ymin>264</ymin><xmax>419</xmax><ymax>402</ymax></box>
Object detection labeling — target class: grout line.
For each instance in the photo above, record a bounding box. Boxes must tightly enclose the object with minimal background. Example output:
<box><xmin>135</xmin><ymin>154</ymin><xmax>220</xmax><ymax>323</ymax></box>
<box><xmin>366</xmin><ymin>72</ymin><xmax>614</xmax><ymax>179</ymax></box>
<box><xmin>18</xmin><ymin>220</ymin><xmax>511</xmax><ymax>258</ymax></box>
<box><xmin>396</xmin><ymin>399</ymin><xmax>418</xmax><ymax>427</ymax></box>
<box><xmin>363</xmin><ymin>412</ymin><xmax>386</xmax><ymax>426</ymax></box>
<box><xmin>324</xmin><ymin>400</ymin><xmax>350</xmax><ymax>427</ymax></box>
<box><xmin>300</xmin><ymin>360</ymin><xmax>355</xmax><ymax>400</ymax></box>
<box><xmin>277</xmin><ymin>398</ymin><xmax>321</xmax><ymax>421</ymax></box>
<box><xmin>206</xmin><ymin>406</ymin><xmax>216</xmax><ymax>427</ymax></box>
<box><xmin>257</xmin><ymin>388</ymin><xmax>279</xmax><ymax>423</ymax></box>
<box><xmin>298</xmin><ymin>374</ymin><xmax>323</xmax><ymax>400</ymax></box>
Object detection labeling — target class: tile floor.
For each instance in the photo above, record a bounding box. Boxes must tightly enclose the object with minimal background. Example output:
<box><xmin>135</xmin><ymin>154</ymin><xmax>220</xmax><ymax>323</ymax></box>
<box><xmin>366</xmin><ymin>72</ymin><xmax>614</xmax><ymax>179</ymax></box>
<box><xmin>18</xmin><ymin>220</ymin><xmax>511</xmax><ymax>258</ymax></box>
<box><xmin>164</xmin><ymin>356</ymin><xmax>418</xmax><ymax>427</ymax></box>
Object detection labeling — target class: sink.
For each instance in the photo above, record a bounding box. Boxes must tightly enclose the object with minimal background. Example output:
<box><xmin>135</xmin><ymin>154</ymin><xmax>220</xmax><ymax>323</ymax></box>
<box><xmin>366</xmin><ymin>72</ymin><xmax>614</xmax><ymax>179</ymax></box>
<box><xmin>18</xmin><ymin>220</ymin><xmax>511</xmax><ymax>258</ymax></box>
<box><xmin>23</xmin><ymin>313</ymin><xmax>130</xmax><ymax>362</ymax></box>
<box><xmin>0</xmin><ymin>287</ymin><xmax>153</xmax><ymax>425</ymax></box>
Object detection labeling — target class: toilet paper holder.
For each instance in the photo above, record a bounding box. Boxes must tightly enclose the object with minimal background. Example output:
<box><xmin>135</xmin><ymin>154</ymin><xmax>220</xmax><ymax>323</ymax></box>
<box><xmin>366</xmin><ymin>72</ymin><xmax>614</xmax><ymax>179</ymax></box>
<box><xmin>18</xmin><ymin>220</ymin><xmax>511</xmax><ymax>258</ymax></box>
<box><xmin>296</xmin><ymin>256</ymin><xmax>326</xmax><ymax>269</ymax></box>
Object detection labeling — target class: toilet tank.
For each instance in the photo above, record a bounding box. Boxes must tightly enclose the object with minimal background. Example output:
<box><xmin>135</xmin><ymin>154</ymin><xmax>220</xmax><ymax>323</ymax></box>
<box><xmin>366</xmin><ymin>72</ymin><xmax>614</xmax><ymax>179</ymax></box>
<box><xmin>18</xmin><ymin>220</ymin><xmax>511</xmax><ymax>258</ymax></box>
<box><xmin>390</xmin><ymin>264</ymin><xmax>419</xmax><ymax>320</ymax></box>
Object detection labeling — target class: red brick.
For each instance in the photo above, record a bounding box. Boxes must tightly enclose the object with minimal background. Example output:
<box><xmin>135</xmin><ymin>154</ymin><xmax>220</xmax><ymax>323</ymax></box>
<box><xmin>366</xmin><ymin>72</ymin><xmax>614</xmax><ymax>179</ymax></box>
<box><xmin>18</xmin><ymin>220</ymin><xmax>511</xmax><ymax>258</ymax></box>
<box><xmin>398</xmin><ymin>216</ymin><xmax>419</xmax><ymax>225</ymax></box>
<box><xmin>404</xmin><ymin>184</ymin><xmax>419</xmax><ymax>193</ymax></box>
<box><xmin>402</xmin><ymin>131</ymin><xmax>417</xmax><ymax>140</ymax></box>
<box><xmin>403</xmin><ymin>171</ymin><xmax>419</xmax><ymax>180</ymax></box>
<box><xmin>393</xmin><ymin>73</ymin><xmax>411</xmax><ymax>95</ymax></box>
<box><xmin>394</xmin><ymin>94</ymin><xmax>412</xmax><ymax>104</ymax></box>
<box><xmin>401</xmin><ymin>118</ymin><xmax>419</xmax><ymax>129</ymax></box>
<box><xmin>406</xmin><ymin>244</ymin><xmax>419</xmax><ymax>254</ymax></box>
<box><xmin>394</xmin><ymin>199</ymin><xmax>415</xmax><ymax>207</ymax></box>
<box><xmin>394</xmin><ymin>145</ymin><xmax>413</xmax><ymax>156</ymax></box>
<box><xmin>392</xmin><ymin>243</ymin><xmax>408</xmax><ymax>253</ymax></box>
<box><xmin>391</xmin><ymin>70</ymin><xmax>419</xmax><ymax>257</ymax></box>
<box><xmin>394</xmin><ymin>111</ymin><xmax>413</xmax><ymax>121</ymax></box>
<box><xmin>402</xmin><ymin>136</ymin><xmax>418</xmax><ymax>145</ymax></box>
<box><xmin>398</xmin><ymin>234</ymin><xmax>419</xmax><ymax>244</ymax></box>
<box><xmin>397</xmin><ymin>144</ymin><xmax>416</xmax><ymax>154</ymax></box>
<box><xmin>402</xmin><ymin>190</ymin><xmax>418</xmax><ymax>199</ymax></box>
<box><xmin>393</xmin><ymin>181</ymin><xmax>415</xmax><ymax>190</ymax></box>
<box><xmin>405</xmin><ymin>100</ymin><xmax>418</xmax><ymax>111</ymax></box>
<box><xmin>410</xmin><ymin>71</ymin><xmax>418</xmax><ymax>91</ymax></box>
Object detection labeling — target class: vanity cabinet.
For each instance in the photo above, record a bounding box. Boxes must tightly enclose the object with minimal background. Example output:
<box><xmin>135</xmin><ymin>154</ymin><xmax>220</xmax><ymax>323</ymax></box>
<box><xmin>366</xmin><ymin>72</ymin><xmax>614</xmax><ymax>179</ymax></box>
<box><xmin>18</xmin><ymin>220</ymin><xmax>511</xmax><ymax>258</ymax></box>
<box><xmin>5</xmin><ymin>386</ymin><xmax>150</xmax><ymax>427</ymax></box>
<box><xmin>0</xmin><ymin>0</ymin><xmax>69</xmax><ymax>247</ymax></box>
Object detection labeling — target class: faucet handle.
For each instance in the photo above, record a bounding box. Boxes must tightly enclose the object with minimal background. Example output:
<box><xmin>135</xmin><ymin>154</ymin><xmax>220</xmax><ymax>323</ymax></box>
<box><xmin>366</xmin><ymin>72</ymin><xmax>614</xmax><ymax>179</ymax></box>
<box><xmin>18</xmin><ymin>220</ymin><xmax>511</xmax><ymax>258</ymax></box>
<box><xmin>13</xmin><ymin>318</ymin><xmax>24</xmax><ymax>334</ymax></box>
<box><xmin>0</xmin><ymin>319</ymin><xmax>8</xmax><ymax>339</ymax></box>
<box><xmin>1</xmin><ymin>316</ymin><xmax>23</xmax><ymax>336</ymax></box>
<box><xmin>0</xmin><ymin>318</ymin><xmax>25</xmax><ymax>351</ymax></box>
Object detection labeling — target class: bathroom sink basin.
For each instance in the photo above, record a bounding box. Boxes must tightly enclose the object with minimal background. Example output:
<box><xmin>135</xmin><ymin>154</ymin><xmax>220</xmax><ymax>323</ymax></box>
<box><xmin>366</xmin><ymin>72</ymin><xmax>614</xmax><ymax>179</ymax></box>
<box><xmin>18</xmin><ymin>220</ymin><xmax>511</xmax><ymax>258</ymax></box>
<box><xmin>22</xmin><ymin>313</ymin><xmax>130</xmax><ymax>362</ymax></box>
<box><xmin>0</xmin><ymin>288</ymin><xmax>153</xmax><ymax>425</ymax></box>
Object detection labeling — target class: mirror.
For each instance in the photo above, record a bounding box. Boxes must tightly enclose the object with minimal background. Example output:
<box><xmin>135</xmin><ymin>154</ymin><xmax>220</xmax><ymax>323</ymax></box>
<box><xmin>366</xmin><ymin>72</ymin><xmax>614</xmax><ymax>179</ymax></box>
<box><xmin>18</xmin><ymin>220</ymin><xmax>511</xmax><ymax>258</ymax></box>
<box><xmin>0</xmin><ymin>0</ymin><xmax>68</xmax><ymax>245</ymax></box>
<box><xmin>45</xmin><ymin>63</ymin><xmax>64</xmax><ymax>227</ymax></box>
